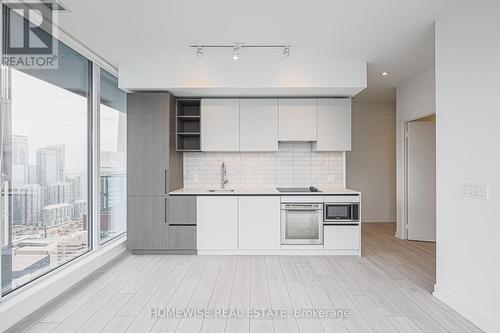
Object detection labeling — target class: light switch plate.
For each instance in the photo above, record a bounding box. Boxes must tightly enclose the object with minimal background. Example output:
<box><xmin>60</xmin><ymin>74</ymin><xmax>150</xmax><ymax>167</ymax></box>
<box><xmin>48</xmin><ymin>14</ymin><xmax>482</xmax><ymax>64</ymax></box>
<box><xmin>462</xmin><ymin>183</ymin><xmax>488</xmax><ymax>200</ymax></box>
<box><xmin>193</xmin><ymin>174</ymin><xmax>199</xmax><ymax>182</ymax></box>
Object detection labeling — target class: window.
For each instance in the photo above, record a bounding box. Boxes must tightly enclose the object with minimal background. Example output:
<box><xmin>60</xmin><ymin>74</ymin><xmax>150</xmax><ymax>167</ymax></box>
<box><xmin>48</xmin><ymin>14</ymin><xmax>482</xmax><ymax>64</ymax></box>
<box><xmin>1</xmin><ymin>42</ymin><xmax>91</xmax><ymax>295</ymax></box>
<box><xmin>0</xmin><ymin>7</ymin><xmax>127</xmax><ymax>296</ymax></box>
<box><xmin>99</xmin><ymin>70</ymin><xmax>126</xmax><ymax>243</ymax></box>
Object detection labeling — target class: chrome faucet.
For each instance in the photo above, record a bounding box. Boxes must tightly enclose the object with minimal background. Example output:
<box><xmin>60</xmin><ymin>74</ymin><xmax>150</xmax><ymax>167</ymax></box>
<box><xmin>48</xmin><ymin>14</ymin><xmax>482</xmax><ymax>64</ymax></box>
<box><xmin>221</xmin><ymin>161</ymin><xmax>229</xmax><ymax>189</ymax></box>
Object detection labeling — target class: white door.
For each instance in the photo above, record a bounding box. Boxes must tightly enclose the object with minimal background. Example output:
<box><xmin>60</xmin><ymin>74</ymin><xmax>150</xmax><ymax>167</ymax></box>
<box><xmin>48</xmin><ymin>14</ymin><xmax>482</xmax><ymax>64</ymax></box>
<box><xmin>201</xmin><ymin>99</ymin><xmax>240</xmax><ymax>151</ymax></box>
<box><xmin>239</xmin><ymin>99</ymin><xmax>278</xmax><ymax>151</ymax></box>
<box><xmin>407</xmin><ymin>117</ymin><xmax>436</xmax><ymax>241</ymax></box>
<box><xmin>238</xmin><ymin>196</ymin><xmax>280</xmax><ymax>249</ymax></box>
<box><xmin>197</xmin><ymin>196</ymin><xmax>238</xmax><ymax>250</ymax></box>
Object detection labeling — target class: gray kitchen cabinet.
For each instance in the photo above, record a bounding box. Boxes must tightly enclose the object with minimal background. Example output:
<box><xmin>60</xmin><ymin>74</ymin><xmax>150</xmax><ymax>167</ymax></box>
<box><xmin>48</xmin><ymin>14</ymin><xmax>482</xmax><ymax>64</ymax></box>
<box><xmin>167</xmin><ymin>226</ymin><xmax>196</xmax><ymax>251</ymax></box>
<box><xmin>128</xmin><ymin>92</ymin><xmax>170</xmax><ymax>120</ymax></box>
<box><xmin>168</xmin><ymin>196</ymin><xmax>196</xmax><ymax>225</ymax></box>
<box><xmin>127</xmin><ymin>119</ymin><xmax>169</xmax><ymax>196</ymax></box>
<box><xmin>127</xmin><ymin>196</ymin><xmax>169</xmax><ymax>250</ymax></box>
<box><xmin>127</xmin><ymin>92</ymin><xmax>185</xmax><ymax>252</ymax></box>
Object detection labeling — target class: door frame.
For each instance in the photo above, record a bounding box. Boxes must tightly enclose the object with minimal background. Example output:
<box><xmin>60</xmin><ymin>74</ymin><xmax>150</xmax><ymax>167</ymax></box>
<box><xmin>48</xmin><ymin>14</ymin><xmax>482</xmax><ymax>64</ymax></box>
<box><xmin>402</xmin><ymin>113</ymin><xmax>436</xmax><ymax>240</ymax></box>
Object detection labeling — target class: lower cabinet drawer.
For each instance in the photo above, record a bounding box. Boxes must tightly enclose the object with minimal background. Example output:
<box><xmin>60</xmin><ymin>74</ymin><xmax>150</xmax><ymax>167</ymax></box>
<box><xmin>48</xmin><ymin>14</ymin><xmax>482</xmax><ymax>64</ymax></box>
<box><xmin>323</xmin><ymin>225</ymin><xmax>360</xmax><ymax>250</ymax></box>
<box><xmin>167</xmin><ymin>225</ymin><xmax>196</xmax><ymax>250</ymax></box>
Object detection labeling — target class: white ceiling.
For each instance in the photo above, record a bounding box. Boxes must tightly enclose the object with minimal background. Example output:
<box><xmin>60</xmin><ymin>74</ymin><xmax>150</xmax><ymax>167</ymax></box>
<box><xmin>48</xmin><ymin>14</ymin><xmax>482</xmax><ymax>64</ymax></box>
<box><xmin>57</xmin><ymin>0</ymin><xmax>458</xmax><ymax>101</ymax></box>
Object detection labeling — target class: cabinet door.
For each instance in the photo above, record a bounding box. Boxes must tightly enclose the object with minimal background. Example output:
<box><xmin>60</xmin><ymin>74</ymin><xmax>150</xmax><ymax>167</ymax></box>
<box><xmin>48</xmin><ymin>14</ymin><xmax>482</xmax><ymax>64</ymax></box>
<box><xmin>167</xmin><ymin>226</ymin><xmax>196</xmax><ymax>250</ymax></box>
<box><xmin>201</xmin><ymin>99</ymin><xmax>239</xmax><ymax>151</ymax></box>
<box><xmin>278</xmin><ymin>99</ymin><xmax>317</xmax><ymax>141</ymax></box>
<box><xmin>128</xmin><ymin>196</ymin><xmax>169</xmax><ymax>250</ymax></box>
<box><xmin>323</xmin><ymin>225</ymin><xmax>360</xmax><ymax>250</ymax></box>
<box><xmin>238</xmin><ymin>196</ymin><xmax>280</xmax><ymax>249</ymax></box>
<box><xmin>128</xmin><ymin>119</ymin><xmax>169</xmax><ymax>196</ymax></box>
<box><xmin>197</xmin><ymin>196</ymin><xmax>238</xmax><ymax>250</ymax></box>
<box><xmin>127</xmin><ymin>93</ymin><xmax>170</xmax><ymax>120</ymax></box>
<box><xmin>313</xmin><ymin>99</ymin><xmax>351</xmax><ymax>151</ymax></box>
<box><xmin>239</xmin><ymin>99</ymin><xmax>278</xmax><ymax>151</ymax></box>
<box><xmin>168</xmin><ymin>196</ymin><xmax>196</xmax><ymax>225</ymax></box>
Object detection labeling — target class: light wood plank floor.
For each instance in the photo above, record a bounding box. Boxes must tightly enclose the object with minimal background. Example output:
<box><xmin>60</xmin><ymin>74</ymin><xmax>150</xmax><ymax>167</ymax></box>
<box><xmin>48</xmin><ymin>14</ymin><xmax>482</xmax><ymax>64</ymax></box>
<box><xmin>8</xmin><ymin>223</ymin><xmax>482</xmax><ymax>333</ymax></box>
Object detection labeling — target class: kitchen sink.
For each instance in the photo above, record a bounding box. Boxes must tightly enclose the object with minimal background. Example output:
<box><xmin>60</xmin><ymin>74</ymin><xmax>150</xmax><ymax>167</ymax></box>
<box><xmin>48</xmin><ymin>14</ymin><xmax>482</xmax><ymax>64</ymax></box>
<box><xmin>207</xmin><ymin>189</ymin><xmax>235</xmax><ymax>193</ymax></box>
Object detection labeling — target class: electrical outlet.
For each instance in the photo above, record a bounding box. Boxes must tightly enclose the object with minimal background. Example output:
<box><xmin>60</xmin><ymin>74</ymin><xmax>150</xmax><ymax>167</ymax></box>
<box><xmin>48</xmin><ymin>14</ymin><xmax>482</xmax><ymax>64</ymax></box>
<box><xmin>462</xmin><ymin>183</ymin><xmax>488</xmax><ymax>200</ymax></box>
<box><xmin>328</xmin><ymin>175</ymin><xmax>336</xmax><ymax>183</ymax></box>
<box><xmin>193</xmin><ymin>174</ymin><xmax>199</xmax><ymax>182</ymax></box>
<box><xmin>257</xmin><ymin>175</ymin><xmax>262</xmax><ymax>183</ymax></box>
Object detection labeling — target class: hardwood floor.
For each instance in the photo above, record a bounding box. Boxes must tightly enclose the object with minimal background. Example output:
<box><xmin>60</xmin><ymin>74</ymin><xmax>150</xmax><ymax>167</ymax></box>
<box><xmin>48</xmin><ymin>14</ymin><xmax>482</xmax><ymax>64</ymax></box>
<box><xmin>8</xmin><ymin>223</ymin><xmax>482</xmax><ymax>333</ymax></box>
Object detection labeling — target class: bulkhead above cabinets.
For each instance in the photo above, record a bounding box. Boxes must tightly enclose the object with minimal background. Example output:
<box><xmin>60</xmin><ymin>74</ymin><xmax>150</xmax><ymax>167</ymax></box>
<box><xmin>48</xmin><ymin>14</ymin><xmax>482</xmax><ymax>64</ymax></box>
<box><xmin>177</xmin><ymin>97</ymin><xmax>352</xmax><ymax>152</ymax></box>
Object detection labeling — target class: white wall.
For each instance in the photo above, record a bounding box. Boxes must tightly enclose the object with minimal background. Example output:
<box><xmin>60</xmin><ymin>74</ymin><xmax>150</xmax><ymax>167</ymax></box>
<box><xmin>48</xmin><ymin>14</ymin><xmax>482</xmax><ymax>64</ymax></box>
<box><xmin>346</xmin><ymin>102</ymin><xmax>396</xmax><ymax>222</ymax></box>
<box><xmin>395</xmin><ymin>66</ymin><xmax>435</xmax><ymax>238</ymax></box>
<box><xmin>433</xmin><ymin>1</ymin><xmax>500</xmax><ymax>332</ymax></box>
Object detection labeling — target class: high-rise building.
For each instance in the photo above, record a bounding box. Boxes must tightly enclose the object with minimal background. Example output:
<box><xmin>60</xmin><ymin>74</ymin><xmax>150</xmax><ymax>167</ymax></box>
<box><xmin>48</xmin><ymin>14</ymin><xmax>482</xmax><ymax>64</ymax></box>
<box><xmin>36</xmin><ymin>147</ymin><xmax>58</xmax><ymax>186</ymax></box>
<box><xmin>64</xmin><ymin>176</ymin><xmax>81</xmax><ymax>201</ymax></box>
<box><xmin>28</xmin><ymin>165</ymin><xmax>37</xmax><ymax>184</ymax></box>
<box><xmin>12</xmin><ymin>135</ymin><xmax>29</xmax><ymax>188</ymax></box>
<box><xmin>42</xmin><ymin>203</ymin><xmax>73</xmax><ymax>228</ymax></box>
<box><xmin>47</xmin><ymin>144</ymin><xmax>65</xmax><ymax>182</ymax></box>
<box><xmin>45</xmin><ymin>182</ymin><xmax>72</xmax><ymax>206</ymax></box>
<box><xmin>73</xmin><ymin>199</ymin><xmax>87</xmax><ymax>220</ymax></box>
<box><xmin>12</xmin><ymin>185</ymin><xmax>43</xmax><ymax>226</ymax></box>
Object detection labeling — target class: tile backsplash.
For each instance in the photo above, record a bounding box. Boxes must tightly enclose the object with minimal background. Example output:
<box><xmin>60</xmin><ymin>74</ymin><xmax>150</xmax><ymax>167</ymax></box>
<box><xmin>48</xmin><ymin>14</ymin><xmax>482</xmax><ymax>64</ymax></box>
<box><xmin>183</xmin><ymin>142</ymin><xmax>344</xmax><ymax>189</ymax></box>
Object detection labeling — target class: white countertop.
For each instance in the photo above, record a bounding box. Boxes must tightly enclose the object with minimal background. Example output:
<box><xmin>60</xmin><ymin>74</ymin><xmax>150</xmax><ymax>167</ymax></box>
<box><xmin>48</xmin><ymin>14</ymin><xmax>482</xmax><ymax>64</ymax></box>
<box><xmin>170</xmin><ymin>186</ymin><xmax>360</xmax><ymax>196</ymax></box>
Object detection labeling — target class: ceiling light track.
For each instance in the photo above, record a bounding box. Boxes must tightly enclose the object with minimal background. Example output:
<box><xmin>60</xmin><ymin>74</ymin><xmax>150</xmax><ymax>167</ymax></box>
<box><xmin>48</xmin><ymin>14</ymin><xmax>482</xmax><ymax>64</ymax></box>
<box><xmin>191</xmin><ymin>43</ymin><xmax>291</xmax><ymax>59</ymax></box>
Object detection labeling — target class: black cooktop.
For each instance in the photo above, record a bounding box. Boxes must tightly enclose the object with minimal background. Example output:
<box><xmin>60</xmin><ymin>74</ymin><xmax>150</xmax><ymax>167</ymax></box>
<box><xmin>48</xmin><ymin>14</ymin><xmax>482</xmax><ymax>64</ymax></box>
<box><xmin>276</xmin><ymin>186</ymin><xmax>321</xmax><ymax>193</ymax></box>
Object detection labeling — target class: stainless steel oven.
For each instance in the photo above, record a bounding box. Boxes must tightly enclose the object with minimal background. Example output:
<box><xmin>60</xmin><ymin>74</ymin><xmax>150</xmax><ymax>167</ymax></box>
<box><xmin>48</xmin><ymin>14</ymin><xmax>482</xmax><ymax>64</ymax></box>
<box><xmin>324</xmin><ymin>203</ymin><xmax>359</xmax><ymax>224</ymax></box>
<box><xmin>281</xmin><ymin>203</ymin><xmax>323</xmax><ymax>245</ymax></box>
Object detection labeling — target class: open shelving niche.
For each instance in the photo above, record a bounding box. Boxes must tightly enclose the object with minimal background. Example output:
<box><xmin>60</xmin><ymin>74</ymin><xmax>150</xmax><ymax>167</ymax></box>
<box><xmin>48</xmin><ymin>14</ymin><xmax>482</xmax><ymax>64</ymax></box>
<box><xmin>176</xmin><ymin>99</ymin><xmax>201</xmax><ymax>151</ymax></box>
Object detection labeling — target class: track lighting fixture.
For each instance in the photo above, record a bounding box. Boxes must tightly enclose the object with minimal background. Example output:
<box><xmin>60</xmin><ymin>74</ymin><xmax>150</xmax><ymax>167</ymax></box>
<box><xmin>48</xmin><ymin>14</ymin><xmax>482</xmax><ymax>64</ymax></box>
<box><xmin>190</xmin><ymin>43</ymin><xmax>291</xmax><ymax>59</ymax></box>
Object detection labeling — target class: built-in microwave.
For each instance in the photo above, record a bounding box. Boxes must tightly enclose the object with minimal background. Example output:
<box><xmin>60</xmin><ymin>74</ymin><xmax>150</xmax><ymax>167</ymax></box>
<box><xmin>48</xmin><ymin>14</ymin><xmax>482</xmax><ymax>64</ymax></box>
<box><xmin>324</xmin><ymin>203</ymin><xmax>359</xmax><ymax>224</ymax></box>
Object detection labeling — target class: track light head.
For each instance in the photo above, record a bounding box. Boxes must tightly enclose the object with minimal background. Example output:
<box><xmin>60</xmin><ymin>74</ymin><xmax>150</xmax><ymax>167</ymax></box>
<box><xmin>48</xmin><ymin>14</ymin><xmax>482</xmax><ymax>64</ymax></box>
<box><xmin>283</xmin><ymin>46</ymin><xmax>290</xmax><ymax>57</ymax></box>
<box><xmin>196</xmin><ymin>47</ymin><xmax>204</xmax><ymax>57</ymax></box>
<box><xmin>232</xmin><ymin>44</ymin><xmax>241</xmax><ymax>60</ymax></box>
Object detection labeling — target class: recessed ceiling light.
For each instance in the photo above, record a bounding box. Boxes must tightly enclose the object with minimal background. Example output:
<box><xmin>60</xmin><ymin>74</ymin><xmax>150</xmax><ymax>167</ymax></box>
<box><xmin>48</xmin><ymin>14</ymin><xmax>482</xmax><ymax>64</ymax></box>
<box><xmin>381</xmin><ymin>71</ymin><xmax>389</xmax><ymax>76</ymax></box>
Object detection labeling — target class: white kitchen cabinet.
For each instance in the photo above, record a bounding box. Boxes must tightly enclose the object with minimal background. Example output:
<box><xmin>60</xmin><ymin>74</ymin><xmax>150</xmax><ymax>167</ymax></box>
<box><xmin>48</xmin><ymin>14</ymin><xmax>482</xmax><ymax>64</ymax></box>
<box><xmin>278</xmin><ymin>99</ymin><xmax>317</xmax><ymax>141</ymax></box>
<box><xmin>323</xmin><ymin>225</ymin><xmax>360</xmax><ymax>250</ymax></box>
<box><xmin>201</xmin><ymin>99</ymin><xmax>240</xmax><ymax>151</ymax></box>
<box><xmin>239</xmin><ymin>99</ymin><xmax>278</xmax><ymax>151</ymax></box>
<box><xmin>238</xmin><ymin>196</ymin><xmax>280</xmax><ymax>249</ymax></box>
<box><xmin>197</xmin><ymin>196</ymin><xmax>238</xmax><ymax>250</ymax></box>
<box><xmin>313</xmin><ymin>98</ymin><xmax>351</xmax><ymax>151</ymax></box>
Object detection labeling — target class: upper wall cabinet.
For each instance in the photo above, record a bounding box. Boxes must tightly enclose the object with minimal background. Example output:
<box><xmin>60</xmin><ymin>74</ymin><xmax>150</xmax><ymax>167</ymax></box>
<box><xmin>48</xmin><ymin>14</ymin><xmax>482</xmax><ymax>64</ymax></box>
<box><xmin>201</xmin><ymin>99</ymin><xmax>240</xmax><ymax>151</ymax></box>
<box><xmin>278</xmin><ymin>99</ymin><xmax>318</xmax><ymax>141</ymax></box>
<box><xmin>239</xmin><ymin>99</ymin><xmax>278</xmax><ymax>152</ymax></box>
<box><xmin>313</xmin><ymin>98</ymin><xmax>351</xmax><ymax>151</ymax></box>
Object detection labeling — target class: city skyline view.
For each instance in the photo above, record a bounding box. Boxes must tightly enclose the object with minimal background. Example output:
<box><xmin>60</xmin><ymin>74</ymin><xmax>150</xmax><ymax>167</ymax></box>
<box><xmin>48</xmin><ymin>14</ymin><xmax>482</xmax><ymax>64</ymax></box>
<box><xmin>2</xmin><ymin>66</ymin><xmax>126</xmax><ymax>294</ymax></box>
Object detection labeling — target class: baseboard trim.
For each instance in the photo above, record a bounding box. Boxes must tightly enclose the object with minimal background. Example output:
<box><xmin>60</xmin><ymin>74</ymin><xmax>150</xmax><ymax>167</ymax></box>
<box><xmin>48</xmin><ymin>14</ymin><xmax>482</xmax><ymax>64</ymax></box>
<box><xmin>0</xmin><ymin>236</ymin><xmax>127</xmax><ymax>332</ymax></box>
<box><xmin>362</xmin><ymin>218</ymin><xmax>396</xmax><ymax>223</ymax></box>
<box><xmin>131</xmin><ymin>249</ymin><xmax>197</xmax><ymax>255</ymax></box>
<box><xmin>198</xmin><ymin>249</ymin><xmax>361</xmax><ymax>256</ymax></box>
<box><xmin>433</xmin><ymin>284</ymin><xmax>499</xmax><ymax>333</ymax></box>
